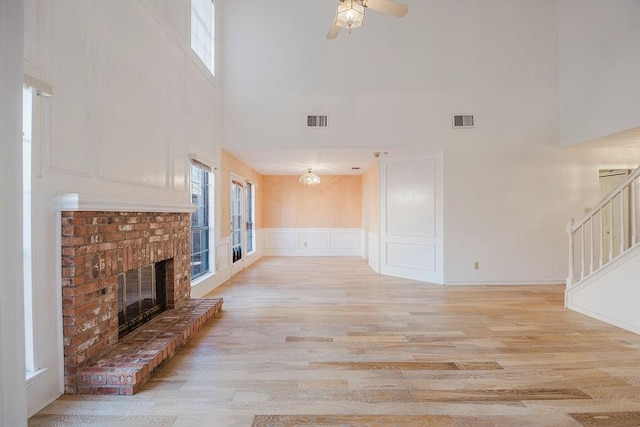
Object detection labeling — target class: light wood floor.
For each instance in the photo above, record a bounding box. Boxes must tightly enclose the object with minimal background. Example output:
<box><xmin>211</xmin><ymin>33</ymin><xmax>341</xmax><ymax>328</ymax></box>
<box><xmin>31</xmin><ymin>257</ymin><xmax>640</xmax><ymax>426</ymax></box>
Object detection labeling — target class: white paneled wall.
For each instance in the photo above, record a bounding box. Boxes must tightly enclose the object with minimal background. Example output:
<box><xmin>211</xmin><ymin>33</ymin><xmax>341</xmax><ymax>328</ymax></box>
<box><xmin>263</xmin><ymin>228</ymin><xmax>365</xmax><ymax>257</ymax></box>
<box><xmin>23</xmin><ymin>0</ymin><xmax>224</xmax><ymax>416</ymax></box>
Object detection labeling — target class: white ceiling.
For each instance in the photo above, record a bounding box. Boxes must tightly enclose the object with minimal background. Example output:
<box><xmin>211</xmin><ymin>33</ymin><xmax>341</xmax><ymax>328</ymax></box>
<box><xmin>223</xmin><ymin>146</ymin><xmax>387</xmax><ymax>176</ymax></box>
<box><xmin>579</xmin><ymin>127</ymin><xmax>640</xmax><ymax>149</ymax></box>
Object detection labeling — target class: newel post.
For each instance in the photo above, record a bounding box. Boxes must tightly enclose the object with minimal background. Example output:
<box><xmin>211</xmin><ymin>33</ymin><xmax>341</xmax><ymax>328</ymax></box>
<box><xmin>566</xmin><ymin>218</ymin><xmax>575</xmax><ymax>288</ymax></box>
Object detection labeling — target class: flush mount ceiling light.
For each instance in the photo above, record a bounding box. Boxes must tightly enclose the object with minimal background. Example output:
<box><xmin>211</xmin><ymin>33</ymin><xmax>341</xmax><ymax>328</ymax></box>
<box><xmin>299</xmin><ymin>167</ymin><xmax>322</xmax><ymax>186</ymax></box>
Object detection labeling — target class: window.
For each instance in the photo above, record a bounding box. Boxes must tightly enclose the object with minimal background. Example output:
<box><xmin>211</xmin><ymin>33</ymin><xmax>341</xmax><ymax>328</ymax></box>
<box><xmin>23</xmin><ymin>86</ymin><xmax>35</xmax><ymax>374</ymax></box>
<box><xmin>190</xmin><ymin>163</ymin><xmax>213</xmax><ymax>279</ymax></box>
<box><xmin>246</xmin><ymin>182</ymin><xmax>255</xmax><ymax>254</ymax></box>
<box><xmin>191</xmin><ymin>0</ymin><xmax>215</xmax><ymax>75</ymax></box>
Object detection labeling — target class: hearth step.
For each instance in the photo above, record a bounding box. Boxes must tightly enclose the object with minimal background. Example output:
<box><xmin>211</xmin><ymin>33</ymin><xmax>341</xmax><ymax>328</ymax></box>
<box><xmin>75</xmin><ymin>298</ymin><xmax>223</xmax><ymax>395</ymax></box>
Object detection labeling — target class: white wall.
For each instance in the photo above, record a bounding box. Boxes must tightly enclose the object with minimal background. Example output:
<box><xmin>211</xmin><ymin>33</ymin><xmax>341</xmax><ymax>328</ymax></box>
<box><xmin>0</xmin><ymin>1</ymin><xmax>29</xmax><ymax>425</ymax></box>
<box><xmin>24</xmin><ymin>0</ymin><xmax>223</xmax><ymax>416</ymax></box>
<box><xmin>558</xmin><ymin>0</ymin><xmax>640</xmax><ymax>147</ymax></box>
<box><xmin>445</xmin><ymin>144</ymin><xmax>640</xmax><ymax>284</ymax></box>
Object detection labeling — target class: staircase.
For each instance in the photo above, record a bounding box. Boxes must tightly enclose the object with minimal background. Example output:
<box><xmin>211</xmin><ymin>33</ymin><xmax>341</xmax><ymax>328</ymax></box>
<box><xmin>566</xmin><ymin>166</ymin><xmax>640</xmax><ymax>334</ymax></box>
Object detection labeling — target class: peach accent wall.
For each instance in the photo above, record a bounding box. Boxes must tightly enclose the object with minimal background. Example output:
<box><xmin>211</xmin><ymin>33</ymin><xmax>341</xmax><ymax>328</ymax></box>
<box><xmin>221</xmin><ymin>150</ymin><xmax>263</xmax><ymax>238</ymax></box>
<box><xmin>362</xmin><ymin>161</ymin><xmax>379</xmax><ymax>233</ymax></box>
<box><xmin>262</xmin><ymin>175</ymin><xmax>363</xmax><ymax>228</ymax></box>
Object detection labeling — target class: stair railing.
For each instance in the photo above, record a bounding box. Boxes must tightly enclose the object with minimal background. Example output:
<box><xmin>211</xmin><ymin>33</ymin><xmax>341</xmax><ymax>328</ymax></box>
<box><xmin>567</xmin><ymin>167</ymin><xmax>640</xmax><ymax>287</ymax></box>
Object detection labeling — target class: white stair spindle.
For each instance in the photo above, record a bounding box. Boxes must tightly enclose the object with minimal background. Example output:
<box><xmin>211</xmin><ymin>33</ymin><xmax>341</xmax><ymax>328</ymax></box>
<box><xmin>633</xmin><ymin>179</ymin><xmax>637</xmax><ymax>246</ymax></box>
<box><xmin>620</xmin><ymin>190</ymin><xmax>625</xmax><ymax>255</ymax></box>
<box><xmin>609</xmin><ymin>200</ymin><xmax>614</xmax><ymax>262</ymax></box>
<box><xmin>589</xmin><ymin>218</ymin><xmax>594</xmax><ymax>274</ymax></box>
<box><xmin>580</xmin><ymin>226</ymin><xmax>585</xmax><ymax>280</ymax></box>
<box><xmin>599</xmin><ymin>208</ymin><xmax>604</xmax><ymax>268</ymax></box>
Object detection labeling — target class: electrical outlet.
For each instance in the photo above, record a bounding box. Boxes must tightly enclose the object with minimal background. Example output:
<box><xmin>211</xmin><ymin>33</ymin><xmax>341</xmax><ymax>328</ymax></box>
<box><xmin>474</xmin><ymin>261</ymin><xmax>480</xmax><ymax>270</ymax></box>
<box><xmin>304</xmin><ymin>242</ymin><xmax>307</xmax><ymax>247</ymax></box>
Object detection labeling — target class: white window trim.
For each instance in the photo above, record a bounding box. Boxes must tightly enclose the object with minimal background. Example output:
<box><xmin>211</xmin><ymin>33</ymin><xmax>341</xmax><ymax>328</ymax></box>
<box><xmin>189</xmin><ymin>158</ymin><xmax>216</xmax><ymax>284</ymax></box>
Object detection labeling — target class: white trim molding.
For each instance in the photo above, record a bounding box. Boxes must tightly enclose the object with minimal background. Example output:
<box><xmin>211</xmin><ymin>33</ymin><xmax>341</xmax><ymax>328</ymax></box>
<box><xmin>263</xmin><ymin>228</ymin><xmax>365</xmax><ymax>257</ymax></box>
<box><xmin>446</xmin><ymin>281</ymin><xmax>564</xmax><ymax>286</ymax></box>
<box><xmin>54</xmin><ymin>193</ymin><xmax>195</xmax><ymax>213</ymax></box>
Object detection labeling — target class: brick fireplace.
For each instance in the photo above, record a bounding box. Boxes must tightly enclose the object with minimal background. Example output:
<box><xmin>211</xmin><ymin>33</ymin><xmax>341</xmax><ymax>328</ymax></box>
<box><xmin>61</xmin><ymin>210</ymin><xmax>192</xmax><ymax>393</ymax></box>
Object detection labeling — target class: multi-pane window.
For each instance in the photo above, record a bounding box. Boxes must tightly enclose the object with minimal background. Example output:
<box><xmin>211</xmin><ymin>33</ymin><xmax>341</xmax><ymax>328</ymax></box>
<box><xmin>191</xmin><ymin>0</ymin><xmax>215</xmax><ymax>75</ymax></box>
<box><xmin>190</xmin><ymin>164</ymin><xmax>212</xmax><ymax>279</ymax></box>
<box><xmin>231</xmin><ymin>181</ymin><xmax>243</xmax><ymax>263</ymax></box>
<box><xmin>246</xmin><ymin>182</ymin><xmax>255</xmax><ymax>253</ymax></box>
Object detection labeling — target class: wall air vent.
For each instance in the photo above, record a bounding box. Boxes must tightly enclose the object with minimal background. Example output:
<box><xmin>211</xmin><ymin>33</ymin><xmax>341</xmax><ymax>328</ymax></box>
<box><xmin>307</xmin><ymin>115</ymin><xmax>328</xmax><ymax>127</ymax></box>
<box><xmin>452</xmin><ymin>115</ymin><xmax>475</xmax><ymax>128</ymax></box>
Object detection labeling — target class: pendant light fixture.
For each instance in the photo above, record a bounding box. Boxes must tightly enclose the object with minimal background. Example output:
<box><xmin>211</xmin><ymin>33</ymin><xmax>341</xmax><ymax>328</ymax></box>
<box><xmin>335</xmin><ymin>0</ymin><xmax>365</xmax><ymax>32</ymax></box>
<box><xmin>299</xmin><ymin>167</ymin><xmax>321</xmax><ymax>186</ymax></box>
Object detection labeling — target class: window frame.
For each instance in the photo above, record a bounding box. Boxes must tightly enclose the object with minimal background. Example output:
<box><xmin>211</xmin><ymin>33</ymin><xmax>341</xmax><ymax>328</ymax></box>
<box><xmin>190</xmin><ymin>162</ymin><xmax>215</xmax><ymax>282</ymax></box>
<box><xmin>22</xmin><ymin>85</ymin><xmax>36</xmax><ymax>375</ymax></box>
<box><xmin>190</xmin><ymin>0</ymin><xmax>215</xmax><ymax>76</ymax></box>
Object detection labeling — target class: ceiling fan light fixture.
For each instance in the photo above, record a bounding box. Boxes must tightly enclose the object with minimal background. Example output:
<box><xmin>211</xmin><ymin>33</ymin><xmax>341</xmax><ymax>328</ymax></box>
<box><xmin>299</xmin><ymin>167</ymin><xmax>322</xmax><ymax>186</ymax></box>
<box><xmin>336</xmin><ymin>0</ymin><xmax>365</xmax><ymax>31</ymax></box>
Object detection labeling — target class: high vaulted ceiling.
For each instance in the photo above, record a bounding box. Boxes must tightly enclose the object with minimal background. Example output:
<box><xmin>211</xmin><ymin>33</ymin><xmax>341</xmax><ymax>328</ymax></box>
<box><xmin>219</xmin><ymin>0</ymin><xmax>640</xmax><ymax>176</ymax></box>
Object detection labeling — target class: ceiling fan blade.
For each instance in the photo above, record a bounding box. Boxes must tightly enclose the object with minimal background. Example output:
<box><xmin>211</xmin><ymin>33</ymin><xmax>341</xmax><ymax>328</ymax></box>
<box><xmin>364</xmin><ymin>0</ymin><xmax>409</xmax><ymax>17</ymax></box>
<box><xmin>326</xmin><ymin>23</ymin><xmax>341</xmax><ymax>40</ymax></box>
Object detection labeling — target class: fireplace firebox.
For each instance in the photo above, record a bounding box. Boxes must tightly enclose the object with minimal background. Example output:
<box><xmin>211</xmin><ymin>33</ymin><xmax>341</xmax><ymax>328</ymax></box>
<box><xmin>118</xmin><ymin>260</ymin><xmax>168</xmax><ymax>338</ymax></box>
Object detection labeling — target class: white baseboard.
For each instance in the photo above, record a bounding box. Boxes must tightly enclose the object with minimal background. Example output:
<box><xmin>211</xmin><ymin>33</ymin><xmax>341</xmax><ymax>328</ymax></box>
<box><xmin>568</xmin><ymin>303</ymin><xmax>640</xmax><ymax>335</ymax></box>
<box><xmin>445</xmin><ymin>280</ymin><xmax>565</xmax><ymax>286</ymax></box>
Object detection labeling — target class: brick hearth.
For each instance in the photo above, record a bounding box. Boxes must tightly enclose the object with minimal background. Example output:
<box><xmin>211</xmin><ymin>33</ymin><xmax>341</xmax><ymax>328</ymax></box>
<box><xmin>76</xmin><ymin>298</ymin><xmax>222</xmax><ymax>395</ymax></box>
<box><xmin>61</xmin><ymin>210</ymin><xmax>220</xmax><ymax>394</ymax></box>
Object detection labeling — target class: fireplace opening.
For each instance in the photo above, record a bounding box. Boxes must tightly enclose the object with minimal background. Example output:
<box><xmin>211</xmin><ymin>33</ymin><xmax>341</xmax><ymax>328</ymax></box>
<box><xmin>118</xmin><ymin>260</ymin><xmax>168</xmax><ymax>338</ymax></box>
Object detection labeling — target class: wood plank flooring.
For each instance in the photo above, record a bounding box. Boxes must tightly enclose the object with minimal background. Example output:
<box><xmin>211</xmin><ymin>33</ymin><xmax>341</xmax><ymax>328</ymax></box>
<box><xmin>30</xmin><ymin>257</ymin><xmax>640</xmax><ymax>426</ymax></box>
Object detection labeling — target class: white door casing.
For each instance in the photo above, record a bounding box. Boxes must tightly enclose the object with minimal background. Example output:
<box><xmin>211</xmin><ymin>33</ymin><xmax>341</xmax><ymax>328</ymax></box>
<box><xmin>379</xmin><ymin>151</ymin><xmax>444</xmax><ymax>284</ymax></box>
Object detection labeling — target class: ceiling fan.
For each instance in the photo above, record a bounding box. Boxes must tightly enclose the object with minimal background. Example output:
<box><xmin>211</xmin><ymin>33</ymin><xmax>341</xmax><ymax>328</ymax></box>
<box><xmin>326</xmin><ymin>0</ymin><xmax>409</xmax><ymax>40</ymax></box>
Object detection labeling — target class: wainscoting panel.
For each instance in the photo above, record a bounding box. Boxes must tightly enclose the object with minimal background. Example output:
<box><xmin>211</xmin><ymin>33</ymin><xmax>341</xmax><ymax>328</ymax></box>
<box><xmin>329</xmin><ymin>231</ymin><xmax>360</xmax><ymax>250</ymax></box>
<box><xmin>264</xmin><ymin>228</ymin><xmax>364</xmax><ymax>257</ymax></box>
<box><xmin>216</xmin><ymin>237</ymin><xmax>230</xmax><ymax>275</ymax></box>
<box><xmin>298</xmin><ymin>232</ymin><xmax>327</xmax><ymax>249</ymax></box>
<box><xmin>265</xmin><ymin>231</ymin><xmax>297</xmax><ymax>250</ymax></box>
<box><xmin>386</xmin><ymin>242</ymin><xmax>436</xmax><ymax>272</ymax></box>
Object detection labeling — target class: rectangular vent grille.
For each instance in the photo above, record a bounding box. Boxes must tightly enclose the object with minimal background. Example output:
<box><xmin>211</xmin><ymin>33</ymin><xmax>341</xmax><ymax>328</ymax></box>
<box><xmin>453</xmin><ymin>115</ymin><xmax>475</xmax><ymax>128</ymax></box>
<box><xmin>307</xmin><ymin>115</ymin><xmax>328</xmax><ymax>127</ymax></box>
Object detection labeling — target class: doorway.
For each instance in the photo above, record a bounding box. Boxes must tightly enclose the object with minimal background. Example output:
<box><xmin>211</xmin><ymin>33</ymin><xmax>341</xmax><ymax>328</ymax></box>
<box><xmin>599</xmin><ymin>169</ymin><xmax>632</xmax><ymax>262</ymax></box>
<box><xmin>230</xmin><ymin>177</ymin><xmax>244</xmax><ymax>276</ymax></box>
